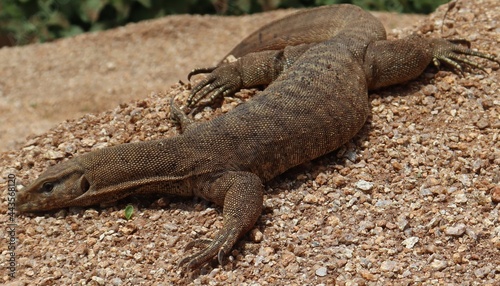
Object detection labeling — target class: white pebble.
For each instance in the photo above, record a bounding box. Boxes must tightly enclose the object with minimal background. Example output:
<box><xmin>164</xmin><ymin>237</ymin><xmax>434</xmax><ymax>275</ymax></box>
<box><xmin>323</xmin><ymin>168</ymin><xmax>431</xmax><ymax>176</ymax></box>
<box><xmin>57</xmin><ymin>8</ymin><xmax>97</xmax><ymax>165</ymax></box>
<box><xmin>315</xmin><ymin>266</ymin><xmax>327</xmax><ymax>277</ymax></box>
<box><xmin>445</xmin><ymin>224</ymin><xmax>466</xmax><ymax>237</ymax></box>
<box><xmin>430</xmin><ymin>260</ymin><xmax>448</xmax><ymax>271</ymax></box>
<box><xmin>402</xmin><ymin>237</ymin><xmax>419</xmax><ymax>249</ymax></box>
<box><xmin>355</xmin><ymin>180</ymin><xmax>373</xmax><ymax>192</ymax></box>
<box><xmin>380</xmin><ymin>260</ymin><xmax>397</xmax><ymax>272</ymax></box>
<box><xmin>454</xmin><ymin>193</ymin><xmax>468</xmax><ymax>203</ymax></box>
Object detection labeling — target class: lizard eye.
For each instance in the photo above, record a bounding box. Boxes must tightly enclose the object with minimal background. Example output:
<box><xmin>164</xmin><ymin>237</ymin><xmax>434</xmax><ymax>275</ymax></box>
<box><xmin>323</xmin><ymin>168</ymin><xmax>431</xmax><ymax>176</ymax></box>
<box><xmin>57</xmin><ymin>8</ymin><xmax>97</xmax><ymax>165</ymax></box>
<box><xmin>41</xmin><ymin>182</ymin><xmax>54</xmax><ymax>193</ymax></box>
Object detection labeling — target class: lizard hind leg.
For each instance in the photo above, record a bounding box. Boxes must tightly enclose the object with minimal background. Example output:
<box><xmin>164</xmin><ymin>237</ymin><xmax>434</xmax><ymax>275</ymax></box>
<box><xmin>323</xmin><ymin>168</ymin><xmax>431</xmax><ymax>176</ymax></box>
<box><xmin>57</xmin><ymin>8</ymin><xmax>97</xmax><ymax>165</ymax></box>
<box><xmin>179</xmin><ymin>171</ymin><xmax>264</xmax><ymax>270</ymax></box>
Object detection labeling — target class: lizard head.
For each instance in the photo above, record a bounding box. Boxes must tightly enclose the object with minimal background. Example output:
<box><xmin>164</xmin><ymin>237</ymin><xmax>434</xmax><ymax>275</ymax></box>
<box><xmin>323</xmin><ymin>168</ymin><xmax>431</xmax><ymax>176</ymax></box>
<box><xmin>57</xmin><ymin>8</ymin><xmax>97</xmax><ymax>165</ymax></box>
<box><xmin>17</xmin><ymin>159</ymin><xmax>90</xmax><ymax>212</ymax></box>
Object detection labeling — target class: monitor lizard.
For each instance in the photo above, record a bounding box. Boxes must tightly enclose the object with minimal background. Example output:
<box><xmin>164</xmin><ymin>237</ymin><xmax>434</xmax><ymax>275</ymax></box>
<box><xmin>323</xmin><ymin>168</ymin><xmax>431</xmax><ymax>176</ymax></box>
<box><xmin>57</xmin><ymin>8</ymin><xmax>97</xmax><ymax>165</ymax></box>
<box><xmin>16</xmin><ymin>4</ymin><xmax>499</xmax><ymax>270</ymax></box>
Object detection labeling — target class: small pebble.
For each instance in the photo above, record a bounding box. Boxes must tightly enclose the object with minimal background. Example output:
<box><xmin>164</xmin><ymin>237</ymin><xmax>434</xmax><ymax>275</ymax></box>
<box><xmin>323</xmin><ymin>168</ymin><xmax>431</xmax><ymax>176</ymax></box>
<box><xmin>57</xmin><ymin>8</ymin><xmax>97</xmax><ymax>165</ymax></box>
<box><xmin>491</xmin><ymin>237</ymin><xmax>500</xmax><ymax>249</ymax></box>
<box><xmin>402</xmin><ymin>270</ymin><xmax>412</xmax><ymax>278</ymax></box>
<box><xmin>111</xmin><ymin>278</ymin><xmax>123</xmax><ymax>286</ymax></box>
<box><xmin>402</xmin><ymin>237</ymin><xmax>419</xmax><ymax>249</ymax></box>
<box><xmin>355</xmin><ymin>180</ymin><xmax>373</xmax><ymax>192</ymax></box>
<box><xmin>315</xmin><ymin>266</ymin><xmax>327</xmax><ymax>277</ymax></box>
<box><xmin>303</xmin><ymin>193</ymin><xmax>319</xmax><ymax>204</ymax></box>
<box><xmin>375</xmin><ymin>200</ymin><xmax>392</xmax><ymax>207</ymax></box>
<box><xmin>44</xmin><ymin>150</ymin><xmax>64</xmax><ymax>160</ymax></box>
<box><xmin>81</xmin><ymin>138</ymin><xmax>97</xmax><ymax>147</ymax></box>
<box><xmin>454</xmin><ymin>193</ymin><xmax>468</xmax><ymax>203</ymax></box>
<box><xmin>119</xmin><ymin>224</ymin><xmax>137</xmax><ymax>235</ymax></box>
<box><xmin>452</xmin><ymin>253</ymin><xmax>463</xmax><ymax>264</ymax></box>
<box><xmin>430</xmin><ymin>260</ymin><xmax>448</xmax><ymax>271</ymax></box>
<box><xmin>458</xmin><ymin>175</ymin><xmax>471</xmax><ymax>187</ymax></box>
<box><xmin>445</xmin><ymin>224</ymin><xmax>466</xmax><ymax>237</ymax></box>
<box><xmin>475</xmin><ymin>118</ymin><xmax>489</xmax><ymax>129</ymax></box>
<box><xmin>491</xmin><ymin>186</ymin><xmax>500</xmax><ymax>203</ymax></box>
<box><xmin>92</xmin><ymin>276</ymin><xmax>106</xmax><ymax>285</ymax></box>
<box><xmin>359</xmin><ymin>269</ymin><xmax>377</xmax><ymax>281</ymax></box>
<box><xmin>396</xmin><ymin>217</ymin><xmax>408</xmax><ymax>230</ymax></box>
<box><xmin>380</xmin><ymin>260</ymin><xmax>397</xmax><ymax>272</ymax></box>
<box><xmin>473</xmin><ymin>266</ymin><xmax>491</xmax><ymax>278</ymax></box>
<box><xmin>250</xmin><ymin>228</ymin><xmax>263</xmax><ymax>242</ymax></box>
<box><xmin>422</xmin><ymin>85</ymin><xmax>438</xmax><ymax>96</ymax></box>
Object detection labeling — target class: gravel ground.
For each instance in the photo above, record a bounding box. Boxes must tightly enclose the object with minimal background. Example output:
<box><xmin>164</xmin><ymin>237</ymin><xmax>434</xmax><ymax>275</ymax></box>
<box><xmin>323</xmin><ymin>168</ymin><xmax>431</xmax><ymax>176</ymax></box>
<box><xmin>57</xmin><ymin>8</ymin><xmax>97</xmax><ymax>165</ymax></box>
<box><xmin>1</xmin><ymin>1</ymin><xmax>500</xmax><ymax>285</ymax></box>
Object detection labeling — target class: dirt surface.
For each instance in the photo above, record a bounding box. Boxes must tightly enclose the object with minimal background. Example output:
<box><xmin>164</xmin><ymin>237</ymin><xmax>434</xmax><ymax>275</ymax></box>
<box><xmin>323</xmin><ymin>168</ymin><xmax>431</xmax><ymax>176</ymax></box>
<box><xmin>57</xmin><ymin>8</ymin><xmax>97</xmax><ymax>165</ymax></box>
<box><xmin>1</xmin><ymin>1</ymin><xmax>500</xmax><ymax>285</ymax></box>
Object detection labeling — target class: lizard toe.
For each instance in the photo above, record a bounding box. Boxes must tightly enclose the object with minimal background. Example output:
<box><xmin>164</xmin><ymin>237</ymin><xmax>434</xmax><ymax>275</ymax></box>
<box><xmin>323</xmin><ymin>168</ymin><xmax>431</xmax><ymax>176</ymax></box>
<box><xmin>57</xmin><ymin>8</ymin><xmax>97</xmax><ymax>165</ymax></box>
<box><xmin>178</xmin><ymin>241</ymin><xmax>223</xmax><ymax>269</ymax></box>
<box><xmin>184</xmin><ymin>239</ymin><xmax>213</xmax><ymax>251</ymax></box>
<box><xmin>431</xmin><ymin>38</ymin><xmax>500</xmax><ymax>73</ymax></box>
<box><xmin>187</xmin><ymin>66</ymin><xmax>216</xmax><ymax>81</ymax></box>
<box><xmin>178</xmin><ymin>228</ymin><xmax>240</xmax><ymax>270</ymax></box>
<box><xmin>187</xmin><ymin>62</ymin><xmax>243</xmax><ymax>107</ymax></box>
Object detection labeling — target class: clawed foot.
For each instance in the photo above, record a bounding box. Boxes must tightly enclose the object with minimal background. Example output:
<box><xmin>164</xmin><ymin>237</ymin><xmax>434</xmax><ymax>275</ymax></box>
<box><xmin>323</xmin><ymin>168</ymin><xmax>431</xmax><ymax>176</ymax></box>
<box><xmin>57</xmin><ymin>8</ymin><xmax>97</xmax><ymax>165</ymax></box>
<box><xmin>178</xmin><ymin>229</ymin><xmax>239</xmax><ymax>270</ymax></box>
<box><xmin>178</xmin><ymin>171</ymin><xmax>264</xmax><ymax>271</ymax></box>
<box><xmin>187</xmin><ymin>62</ymin><xmax>243</xmax><ymax>107</ymax></box>
<box><xmin>431</xmin><ymin>39</ymin><xmax>499</xmax><ymax>75</ymax></box>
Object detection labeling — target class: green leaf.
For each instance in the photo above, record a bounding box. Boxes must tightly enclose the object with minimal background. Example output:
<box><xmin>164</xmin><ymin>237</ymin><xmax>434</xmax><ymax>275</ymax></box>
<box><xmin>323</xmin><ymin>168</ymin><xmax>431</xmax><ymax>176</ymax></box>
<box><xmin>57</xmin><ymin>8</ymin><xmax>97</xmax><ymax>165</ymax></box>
<box><xmin>47</xmin><ymin>11</ymin><xmax>70</xmax><ymax>28</ymax></box>
<box><xmin>110</xmin><ymin>0</ymin><xmax>132</xmax><ymax>22</ymax></box>
<box><xmin>136</xmin><ymin>0</ymin><xmax>152</xmax><ymax>8</ymax></box>
<box><xmin>89</xmin><ymin>21</ymin><xmax>110</xmax><ymax>32</ymax></box>
<box><xmin>124</xmin><ymin>205</ymin><xmax>134</xmax><ymax>220</ymax></box>
<box><xmin>60</xmin><ymin>25</ymin><xmax>85</xmax><ymax>38</ymax></box>
<box><xmin>235</xmin><ymin>0</ymin><xmax>252</xmax><ymax>13</ymax></box>
<box><xmin>80</xmin><ymin>0</ymin><xmax>108</xmax><ymax>23</ymax></box>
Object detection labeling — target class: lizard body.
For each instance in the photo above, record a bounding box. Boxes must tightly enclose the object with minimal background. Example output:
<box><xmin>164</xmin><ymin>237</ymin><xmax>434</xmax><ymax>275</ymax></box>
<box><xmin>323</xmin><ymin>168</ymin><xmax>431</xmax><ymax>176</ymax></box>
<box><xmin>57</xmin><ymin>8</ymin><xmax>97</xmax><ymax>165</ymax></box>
<box><xmin>17</xmin><ymin>4</ymin><xmax>499</xmax><ymax>270</ymax></box>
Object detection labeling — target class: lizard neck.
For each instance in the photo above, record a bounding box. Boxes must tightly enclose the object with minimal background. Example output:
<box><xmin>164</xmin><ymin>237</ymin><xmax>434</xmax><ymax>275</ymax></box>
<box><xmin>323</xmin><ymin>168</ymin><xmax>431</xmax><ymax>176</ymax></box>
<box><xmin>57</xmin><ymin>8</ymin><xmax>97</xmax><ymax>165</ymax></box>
<box><xmin>73</xmin><ymin>135</ymin><xmax>217</xmax><ymax>204</ymax></box>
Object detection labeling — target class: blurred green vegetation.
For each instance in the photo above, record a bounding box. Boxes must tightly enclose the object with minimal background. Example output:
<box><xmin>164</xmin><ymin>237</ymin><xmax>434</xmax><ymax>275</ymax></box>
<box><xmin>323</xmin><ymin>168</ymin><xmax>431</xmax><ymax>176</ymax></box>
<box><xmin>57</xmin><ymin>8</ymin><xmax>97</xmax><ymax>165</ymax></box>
<box><xmin>0</xmin><ymin>0</ymin><xmax>449</xmax><ymax>46</ymax></box>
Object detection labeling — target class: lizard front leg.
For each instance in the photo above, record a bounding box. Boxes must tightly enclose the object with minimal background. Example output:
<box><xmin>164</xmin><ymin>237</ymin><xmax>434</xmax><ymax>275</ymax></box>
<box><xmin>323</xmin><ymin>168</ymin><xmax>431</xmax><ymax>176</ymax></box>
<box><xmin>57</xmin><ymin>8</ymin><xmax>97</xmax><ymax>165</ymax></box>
<box><xmin>365</xmin><ymin>35</ymin><xmax>499</xmax><ymax>89</ymax></box>
<box><xmin>187</xmin><ymin>43</ymin><xmax>314</xmax><ymax>106</ymax></box>
<box><xmin>179</xmin><ymin>171</ymin><xmax>264</xmax><ymax>269</ymax></box>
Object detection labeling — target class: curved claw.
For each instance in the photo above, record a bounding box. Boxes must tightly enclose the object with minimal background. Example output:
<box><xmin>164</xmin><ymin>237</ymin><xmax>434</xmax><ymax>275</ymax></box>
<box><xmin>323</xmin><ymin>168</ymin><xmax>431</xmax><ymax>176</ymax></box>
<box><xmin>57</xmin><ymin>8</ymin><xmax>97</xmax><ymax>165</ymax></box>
<box><xmin>187</xmin><ymin>62</ymin><xmax>243</xmax><ymax>107</ymax></box>
<box><xmin>184</xmin><ymin>239</ymin><xmax>212</xmax><ymax>251</ymax></box>
<box><xmin>169</xmin><ymin>94</ymin><xmax>180</xmax><ymax>120</ymax></box>
<box><xmin>447</xmin><ymin>39</ymin><xmax>471</xmax><ymax>49</ymax></box>
<box><xmin>217</xmin><ymin>249</ymin><xmax>227</xmax><ymax>266</ymax></box>
<box><xmin>169</xmin><ymin>95</ymin><xmax>194</xmax><ymax>132</ymax></box>
<box><xmin>432</xmin><ymin>39</ymin><xmax>500</xmax><ymax>74</ymax></box>
<box><xmin>178</xmin><ymin>239</ymin><xmax>215</xmax><ymax>269</ymax></box>
<box><xmin>187</xmin><ymin>67</ymin><xmax>216</xmax><ymax>81</ymax></box>
<box><xmin>203</xmin><ymin>83</ymin><xmax>240</xmax><ymax>107</ymax></box>
<box><xmin>178</xmin><ymin>228</ymin><xmax>238</xmax><ymax>270</ymax></box>
<box><xmin>187</xmin><ymin>77</ymin><xmax>218</xmax><ymax>106</ymax></box>
<box><xmin>179</xmin><ymin>171</ymin><xmax>263</xmax><ymax>271</ymax></box>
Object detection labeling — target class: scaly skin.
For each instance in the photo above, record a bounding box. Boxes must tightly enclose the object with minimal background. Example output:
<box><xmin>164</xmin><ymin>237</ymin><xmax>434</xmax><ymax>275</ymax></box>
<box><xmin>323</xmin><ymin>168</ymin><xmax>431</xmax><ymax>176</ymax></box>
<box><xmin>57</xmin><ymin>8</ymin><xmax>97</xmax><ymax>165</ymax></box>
<box><xmin>17</xmin><ymin>4</ymin><xmax>499</xmax><ymax>270</ymax></box>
